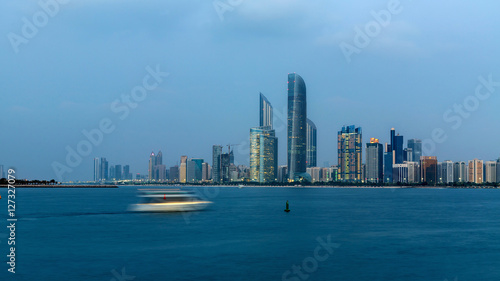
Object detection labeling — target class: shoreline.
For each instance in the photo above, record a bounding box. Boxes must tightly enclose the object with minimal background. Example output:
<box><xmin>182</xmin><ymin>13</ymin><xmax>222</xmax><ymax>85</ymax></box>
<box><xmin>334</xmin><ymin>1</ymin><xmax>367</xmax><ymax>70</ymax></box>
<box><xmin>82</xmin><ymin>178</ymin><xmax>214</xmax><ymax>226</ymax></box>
<box><xmin>0</xmin><ymin>185</ymin><xmax>118</xmax><ymax>188</ymax></box>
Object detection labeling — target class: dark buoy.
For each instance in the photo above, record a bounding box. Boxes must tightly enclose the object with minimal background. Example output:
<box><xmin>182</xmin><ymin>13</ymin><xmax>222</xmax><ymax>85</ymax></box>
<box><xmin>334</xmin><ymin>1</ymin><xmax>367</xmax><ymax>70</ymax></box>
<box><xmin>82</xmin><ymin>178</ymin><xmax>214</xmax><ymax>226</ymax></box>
<box><xmin>284</xmin><ymin>200</ymin><xmax>290</xmax><ymax>212</ymax></box>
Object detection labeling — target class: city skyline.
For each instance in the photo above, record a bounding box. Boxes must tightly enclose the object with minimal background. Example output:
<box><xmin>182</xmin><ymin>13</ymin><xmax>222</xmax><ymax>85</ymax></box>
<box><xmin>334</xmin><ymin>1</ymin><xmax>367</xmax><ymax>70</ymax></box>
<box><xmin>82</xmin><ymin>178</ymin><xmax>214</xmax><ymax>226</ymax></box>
<box><xmin>3</xmin><ymin>1</ymin><xmax>500</xmax><ymax>181</ymax></box>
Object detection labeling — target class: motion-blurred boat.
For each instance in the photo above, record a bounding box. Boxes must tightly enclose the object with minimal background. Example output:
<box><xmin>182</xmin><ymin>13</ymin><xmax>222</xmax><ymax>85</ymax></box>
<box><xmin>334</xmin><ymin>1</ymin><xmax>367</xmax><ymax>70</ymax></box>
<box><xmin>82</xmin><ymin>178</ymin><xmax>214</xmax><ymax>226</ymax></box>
<box><xmin>129</xmin><ymin>189</ymin><xmax>212</xmax><ymax>212</ymax></box>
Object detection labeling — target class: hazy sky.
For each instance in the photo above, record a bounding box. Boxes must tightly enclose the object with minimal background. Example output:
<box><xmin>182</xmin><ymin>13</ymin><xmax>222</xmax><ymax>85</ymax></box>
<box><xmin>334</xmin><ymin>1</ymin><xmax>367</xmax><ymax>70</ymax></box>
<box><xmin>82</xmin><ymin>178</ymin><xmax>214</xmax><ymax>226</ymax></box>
<box><xmin>2</xmin><ymin>0</ymin><xmax>500</xmax><ymax>181</ymax></box>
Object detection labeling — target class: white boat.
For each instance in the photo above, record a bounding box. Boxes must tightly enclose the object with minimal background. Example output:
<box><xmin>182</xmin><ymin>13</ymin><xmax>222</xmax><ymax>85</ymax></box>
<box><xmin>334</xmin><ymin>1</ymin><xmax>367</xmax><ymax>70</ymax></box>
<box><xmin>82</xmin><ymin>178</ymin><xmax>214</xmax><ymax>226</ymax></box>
<box><xmin>128</xmin><ymin>189</ymin><xmax>212</xmax><ymax>212</ymax></box>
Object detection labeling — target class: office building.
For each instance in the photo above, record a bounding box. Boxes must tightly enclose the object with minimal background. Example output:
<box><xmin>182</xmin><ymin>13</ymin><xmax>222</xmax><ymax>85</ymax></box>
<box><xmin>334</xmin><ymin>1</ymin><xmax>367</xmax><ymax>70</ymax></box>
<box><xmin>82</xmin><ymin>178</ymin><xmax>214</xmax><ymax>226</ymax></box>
<box><xmin>366</xmin><ymin>138</ymin><xmax>383</xmax><ymax>183</ymax></box>
<box><xmin>384</xmin><ymin>143</ymin><xmax>393</xmax><ymax>183</ymax></box>
<box><xmin>114</xmin><ymin>164</ymin><xmax>122</xmax><ymax>180</ymax></box>
<box><xmin>306</xmin><ymin>119</ymin><xmax>317</xmax><ymax>168</ymax></box>
<box><xmin>393</xmin><ymin>163</ymin><xmax>408</xmax><ymax>183</ymax></box>
<box><xmin>93</xmin><ymin>158</ymin><xmax>99</xmax><ymax>182</ymax></box>
<box><xmin>187</xmin><ymin>158</ymin><xmax>203</xmax><ymax>183</ymax></box>
<box><xmin>250</xmin><ymin>126</ymin><xmax>278</xmax><ymax>183</ymax></box>
<box><xmin>202</xmin><ymin>163</ymin><xmax>210</xmax><ymax>181</ymax></box>
<box><xmin>179</xmin><ymin>155</ymin><xmax>188</xmax><ymax>183</ymax></box>
<box><xmin>393</xmin><ymin>133</ymin><xmax>404</xmax><ymax>164</ymax></box>
<box><xmin>169</xmin><ymin>165</ymin><xmax>179</xmax><ymax>182</ymax></box>
<box><xmin>100</xmin><ymin>157</ymin><xmax>108</xmax><ymax>180</ymax></box>
<box><xmin>441</xmin><ymin>160</ymin><xmax>454</xmax><ymax>184</ymax></box>
<box><xmin>407</xmin><ymin>139</ymin><xmax>422</xmax><ymax>162</ymax></box>
<box><xmin>338</xmin><ymin>125</ymin><xmax>362</xmax><ymax>182</ymax></box>
<box><xmin>212</xmin><ymin>145</ymin><xmax>223</xmax><ymax>183</ymax></box>
<box><xmin>287</xmin><ymin>73</ymin><xmax>307</xmax><ymax>181</ymax></box>
<box><xmin>278</xmin><ymin>166</ymin><xmax>288</xmax><ymax>183</ymax></box>
<box><xmin>468</xmin><ymin>159</ymin><xmax>483</xmax><ymax>184</ymax></box>
<box><xmin>407</xmin><ymin>161</ymin><xmax>419</xmax><ymax>183</ymax></box>
<box><xmin>484</xmin><ymin>161</ymin><xmax>496</xmax><ymax>183</ymax></box>
<box><xmin>420</xmin><ymin>156</ymin><xmax>438</xmax><ymax>185</ymax></box>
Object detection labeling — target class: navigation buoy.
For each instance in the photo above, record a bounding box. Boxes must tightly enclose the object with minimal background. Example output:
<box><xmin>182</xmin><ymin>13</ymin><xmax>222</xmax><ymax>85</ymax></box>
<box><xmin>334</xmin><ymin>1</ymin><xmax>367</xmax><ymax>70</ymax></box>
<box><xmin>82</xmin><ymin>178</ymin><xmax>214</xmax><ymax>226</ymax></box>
<box><xmin>284</xmin><ymin>200</ymin><xmax>290</xmax><ymax>212</ymax></box>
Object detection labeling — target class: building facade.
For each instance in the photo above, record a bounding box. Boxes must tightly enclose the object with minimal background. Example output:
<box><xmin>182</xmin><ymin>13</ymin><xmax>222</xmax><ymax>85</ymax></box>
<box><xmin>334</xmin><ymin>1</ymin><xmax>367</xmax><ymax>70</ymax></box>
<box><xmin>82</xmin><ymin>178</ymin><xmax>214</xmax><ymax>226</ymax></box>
<box><xmin>250</xmin><ymin>126</ymin><xmax>278</xmax><ymax>183</ymax></box>
<box><xmin>366</xmin><ymin>138</ymin><xmax>384</xmax><ymax>183</ymax></box>
<box><xmin>338</xmin><ymin>125</ymin><xmax>362</xmax><ymax>182</ymax></box>
<box><xmin>287</xmin><ymin>73</ymin><xmax>307</xmax><ymax>181</ymax></box>
<box><xmin>306</xmin><ymin>119</ymin><xmax>317</xmax><ymax>168</ymax></box>
<box><xmin>420</xmin><ymin>156</ymin><xmax>438</xmax><ymax>185</ymax></box>
<box><xmin>468</xmin><ymin>159</ymin><xmax>483</xmax><ymax>184</ymax></box>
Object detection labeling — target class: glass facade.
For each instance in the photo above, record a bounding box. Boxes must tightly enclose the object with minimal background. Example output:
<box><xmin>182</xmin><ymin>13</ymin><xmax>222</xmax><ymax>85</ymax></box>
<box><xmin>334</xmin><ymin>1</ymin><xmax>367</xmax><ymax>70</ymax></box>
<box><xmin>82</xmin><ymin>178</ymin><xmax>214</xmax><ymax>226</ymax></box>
<box><xmin>408</xmin><ymin>139</ymin><xmax>422</xmax><ymax>162</ymax></box>
<box><xmin>250</xmin><ymin>126</ymin><xmax>278</xmax><ymax>183</ymax></box>
<box><xmin>366</xmin><ymin>142</ymin><xmax>383</xmax><ymax>183</ymax></box>
<box><xmin>306</xmin><ymin>118</ymin><xmax>317</xmax><ymax>168</ymax></box>
<box><xmin>420</xmin><ymin>156</ymin><xmax>438</xmax><ymax>185</ymax></box>
<box><xmin>212</xmin><ymin>145</ymin><xmax>222</xmax><ymax>183</ymax></box>
<box><xmin>260</xmin><ymin>93</ymin><xmax>273</xmax><ymax>128</ymax></box>
<box><xmin>337</xmin><ymin>125</ymin><xmax>362</xmax><ymax>182</ymax></box>
<box><xmin>287</xmin><ymin>73</ymin><xmax>307</xmax><ymax>181</ymax></box>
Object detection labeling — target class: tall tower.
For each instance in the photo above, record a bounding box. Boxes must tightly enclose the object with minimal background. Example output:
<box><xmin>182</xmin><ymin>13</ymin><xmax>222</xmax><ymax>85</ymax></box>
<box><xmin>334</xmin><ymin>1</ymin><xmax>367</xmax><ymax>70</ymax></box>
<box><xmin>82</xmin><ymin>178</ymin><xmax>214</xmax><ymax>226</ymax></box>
<box><xmin>212</xmin><ymin>145</ymin><xmax>223</xmax><ymax>183</ymax></box>
<box><xmin>93</xmin><ymin>158</ymin><xmax>99</xmax><ymax>182</ymax></box>
<box><xmin>366</xmin><ymin>138</ymin><xmax>383</xmax><ymax>183</ymax></box>
<box><xmin>338</xmin><ymin>125</ymin><xmax>362</xmax><ymax>182</ymax></box>
<box><xmin>260</xmin><ymin>93</ymin><xmax>273</xmax><ymax>128</ymax></box>
<box><xmin>180</xmin><ymin>155</ymin><xmax>188</xmax><ymax>183</ymax></box>
<box><xmin>100</xmin><ymin>157</ymin><xmax>108</xmax><ymax>181</ymax></box>
<box><xmin>468</xmin><ymin>159</ymin><xmax>483</xmax><ymax>184</ymax></box>
<box><xmin>148</xmin><ymin>151</ymin><xmax>156</xmax><ymax>180</ymax></box>
<box><xmin>408</xmin><ymin>139</ymin><xmax>422</xmax><ymax>162</ymax></box>
<box><xmin>287</xmin><ymin>73</ymin><xmax>307</xmax><ymax>181</ymax></box>
<box><xmin>306</xmin><ymin>119</ymin><xmax>317</xmax><ymax>168</ymax></box>
<box><xmin>420</xmin><ymin>156</ymin><xmax>438</xmax><ymax>185</ymax></box>
<box><xmin>250</xmin><ymin>93</ymin><xmax>278</xmax><ymax>183</ymax></box>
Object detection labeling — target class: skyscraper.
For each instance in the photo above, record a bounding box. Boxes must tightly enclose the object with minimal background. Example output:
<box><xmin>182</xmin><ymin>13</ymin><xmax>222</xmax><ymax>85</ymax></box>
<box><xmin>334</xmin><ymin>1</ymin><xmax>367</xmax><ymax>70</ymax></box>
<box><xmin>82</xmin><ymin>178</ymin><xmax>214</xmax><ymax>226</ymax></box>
<box><xmin>468</xmin><ymin>159</ymin><xmax>483</xmax><ymax>184</ymax></box>
<box><xmin>306</xmin><ymin>119</ymin><xmax>317</xmax><ymax>168</ymax></box>
<box><xmin>384</xmin><ymin>143</ymin><xmax>393</xmax><ymax>183</ymax></box>
<box><xmin>187</xmin><ymin>158</ymin><xmax>204</xmax><ymax>183</ymax></box>
<box><xmin>442</xmin><ymin>160</ymin><xmax>454</xmax><ymax>184</ymax></box>
<box><xmin>366</xmin><ymin>138</ymin><xmax>383</xmax><ymax>183</ymax></box>
<box><xmin>260</xmin><ymin>93</ymin><xmax>273</xmax><ymax>128</ymax></box>
<box><xmin>100</xmin><ymin>157</ymin><xmax>108</xmax><ymax>181</ymax></box>
<box><xmin>484</xmin><ymin>161</ymin><xmax>497</xmax><ymax>183</ymax></box>
<box><xmin>453</xmin><ymin>161</ymin><xmax>467</xmax><ymax>183</ymax></box>
<box><xmin>287</xmin><ymin>73</ymin><xmax>307</xmax><ymax>181</ymax></box>
<box><xmin>212</xmin><ymin>145</ymin><xmax>222</xmax><ymax>183</ymax></box>
<box><xmin>93</xmin><ymin>158</ymin><xmax>99</xmax><ymax>182</ymax></box>
<box><xmin>169</xmin><ymin>165</ymin><xmax>179</xmax><ymax>182</ymax></box>
<box><xmin>393</xmin><ymin>133</ymin><xmax>404</xmax><ymax>164</ymax></box>
<box><xmin>202</xmin><ymin>163</ymin><xmax>210</xmax><ymax>181</ymax></box>
<box><xmin>338</xmin><ymin>125</ymin><xmax>362</xmax><ymax>182</ymax></box>
<box><xmin>180</xmin><ymin>155</ymin><xmax>188</xmax><ymax>183</ymax></box>
<box><xmin>408</xmin><ymin>139</ymin><xmax>422</xmax><ymax>162</ymax></box>
<box><xmin>148</xmin><ymin>151</ymin><xmax>156</xmax><ymax>180</ymax></box>
<box><xmin>123</xmin><ymin>165</ymin><xmax>131</xmax><ymax>180</ymax></box>
<box><xmin>250</xmin><ymin>126</ymin><xmax>278</xmax><ymax>183</ymax></box>
<box><xmin>115</xmin><ymin>164</ymin><xmax>122</xmax><ymax>180</ymax></box>
<box><xmin>420</xmin><ymin>156</ymin><xmax>438</xmax><ymax>185</ymax></box>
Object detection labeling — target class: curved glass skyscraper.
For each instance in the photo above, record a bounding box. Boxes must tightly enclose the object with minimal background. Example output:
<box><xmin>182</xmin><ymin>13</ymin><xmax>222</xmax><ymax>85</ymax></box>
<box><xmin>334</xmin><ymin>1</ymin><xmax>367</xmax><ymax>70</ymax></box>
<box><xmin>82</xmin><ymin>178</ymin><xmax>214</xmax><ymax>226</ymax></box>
<box><xmin>287</xmin><ymin>73</ymin><xmax>307</xmax><ymax>181</ymax></box>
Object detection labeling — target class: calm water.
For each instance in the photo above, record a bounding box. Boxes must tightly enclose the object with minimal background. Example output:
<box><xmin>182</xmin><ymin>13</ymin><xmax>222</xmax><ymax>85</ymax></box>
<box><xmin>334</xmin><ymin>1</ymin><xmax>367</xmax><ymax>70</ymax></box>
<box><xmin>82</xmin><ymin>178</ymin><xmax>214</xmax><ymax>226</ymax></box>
<box><xmin>1</xmin><ymin>186</ymin><xmax>500</xmax><ymax>281</ymax></box>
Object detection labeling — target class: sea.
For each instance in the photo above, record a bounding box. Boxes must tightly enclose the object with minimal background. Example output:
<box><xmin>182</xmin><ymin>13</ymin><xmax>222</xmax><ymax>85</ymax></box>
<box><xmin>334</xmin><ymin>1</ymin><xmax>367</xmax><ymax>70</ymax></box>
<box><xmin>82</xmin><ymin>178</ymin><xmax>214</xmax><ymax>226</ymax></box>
<box><xmin>0</xmin><ymin>186</ymin><xmax>499</xmax><ymax>281</ymax></box>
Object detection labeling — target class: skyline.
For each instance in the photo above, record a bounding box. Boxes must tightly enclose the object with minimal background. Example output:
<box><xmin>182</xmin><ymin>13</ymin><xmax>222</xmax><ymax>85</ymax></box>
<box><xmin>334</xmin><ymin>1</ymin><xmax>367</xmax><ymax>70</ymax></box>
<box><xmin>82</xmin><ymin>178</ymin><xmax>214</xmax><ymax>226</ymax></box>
<box><xmin>2</xmin><ymin>1</ymin><xmax>500</xmax><ymax>181</ymax></box>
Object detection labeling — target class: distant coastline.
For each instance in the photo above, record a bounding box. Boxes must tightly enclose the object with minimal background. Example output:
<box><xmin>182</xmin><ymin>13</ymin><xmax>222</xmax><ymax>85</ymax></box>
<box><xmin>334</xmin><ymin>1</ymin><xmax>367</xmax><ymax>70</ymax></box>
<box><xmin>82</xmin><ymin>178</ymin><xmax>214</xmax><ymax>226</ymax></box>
<box><xmin>0</xmin><ymin>184</ymin><xmax>118</xmax><ymax>188</ymax></box>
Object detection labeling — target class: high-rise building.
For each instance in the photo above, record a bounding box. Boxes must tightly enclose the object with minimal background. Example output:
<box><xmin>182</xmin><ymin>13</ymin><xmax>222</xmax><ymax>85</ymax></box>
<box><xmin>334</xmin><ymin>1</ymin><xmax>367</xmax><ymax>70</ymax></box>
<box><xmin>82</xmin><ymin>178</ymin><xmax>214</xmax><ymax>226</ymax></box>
<box><xmin>250</xmin><ymin>126</ymin><xmax>278</xmax><ymax>183</ymax></box>
<box><xmin>497</xmin><ymin>158</ymin><xmax>500</xmax><ymax>183</ymax></box>
<box><xmin>115</xmin><ymin>164</ymin><xmax>122</xmax><ymax>180</ymax></box>
<box><xmin>393</xmin><ymin>134</ymin><xmax>404</xmax><ymax>164</ymax></box>
<box><xmin>420</xmin><ymin>156</ymin><xmax>438</xmax><ymax>185</ymax></box>
<box><xmin>187</xmin><ymin>159</ymin><xmax>203</xmax><ymax>183</ymax></box>
<box><xmin>366</xmin><ymin>138</ymin><xmax>383</xmax><ymax>183</ymax></box>
<box><xmin>384</xmin><ymin>144</ymin><xmax>393</xmax><ymax>183</ymax></box>
<box><xmin>100</xmin><ymin>157</ymin><xmax>108</xmax><ymax>180</ymax></box>
<box><xmin>212</xmin><ymin>145</ymin><xmax>223</xmax><ymax>183</ymax></box>
<box><xmin>393</xmin><ymin>163</ymin><xmax>408</xmax><ymax>183</ymax></box>
<box><xmin>202</xmin><ymin>163</ymin><xmax>210</xmax><ymax>181</ymax></box>
<box><xmin>260</xmin><ymin>93</ymin><xmax>273</xmax><ymax>128</ymax></box>
<box><xmin>484</xmin><ymin>161</ymin><xmax>496</xmax><ymax>183</ymax></box>
<box><xmin>148</xmin><ymin>151</ymin><xmax>156</xmax><ymax>180</ymax></box>
<box><xmin>277</xmin><ymin>166</ymin><xmax>288</xmax><ymax>183</ymax></box>
<box><xmin>338</xmin><ymin>125</ymin><xmax>362</xmax><ymax>182</ymax></box>
<box><xmin>403</xmin><ymin>148</ymin><xmax>413</xmax><ymax>163</ymax></box>
<box><xmin>220</xmin><ymin>153</ymin><xmax>231</xmax><ymax>183</ymax></box>
<box><xmin>169</xmin><ymin>165</ymin><xmax>179</xmax><ymax>182</ymax></box>
<box><xmin>453</xmin><ymin>161</ymin><xmax>467</xmax><ymax>183</ymax></box>
<box><xmin>407</xmin><ymin>161</ymin><xmax>419</xmax><ymax>183</ymax></box>
<box><xmin>287</xmin><ymin>73</ymin><xmax>307</xmax><ymax>181</ymax></box>
<box><xmin>306</xmin><ymin>119</ymin><xmax>317</xmax><ymax>168</ymax></box>
<box><xmin>441</xmin><ymin>160</ymin><xmax>454</xmax><ymax>184</ymax></box>
<box><xmin>109</xmin><ymin>165</ymin><xmax>115</xmax><ymax>180</ymax></box>
<box><xmin>407</xmin><ymin>139</ymin><xmax>422</xmax><ymax>162</ymax></box>
<box><xmin>468</xmin><ymin>159</ymin><xmax>483</xmax><ymax>184</ymax></box>
<box><xmin>93</xmin><ymin>158</ymin><xmax>99</xmax><ymax>182</ymax></box>
<box><xmin>180</xmin><ymin>155</ymin><xmax>188</xmax><ymax>183</ymax></box>
<box><xmin>123</xmin><ymin>165</ymin><xmax>131</xmax><ymax>180</ymax></box>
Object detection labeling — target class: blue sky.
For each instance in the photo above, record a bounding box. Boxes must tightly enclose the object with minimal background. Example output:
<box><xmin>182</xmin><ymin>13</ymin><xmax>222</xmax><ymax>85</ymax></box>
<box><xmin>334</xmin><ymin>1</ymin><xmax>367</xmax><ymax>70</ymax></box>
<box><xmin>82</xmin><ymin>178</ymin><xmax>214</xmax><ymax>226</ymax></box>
<box><xmin>1</xmin><ymin>0</ymin><xmax>500</xmax><ymax>181</ymax></box>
